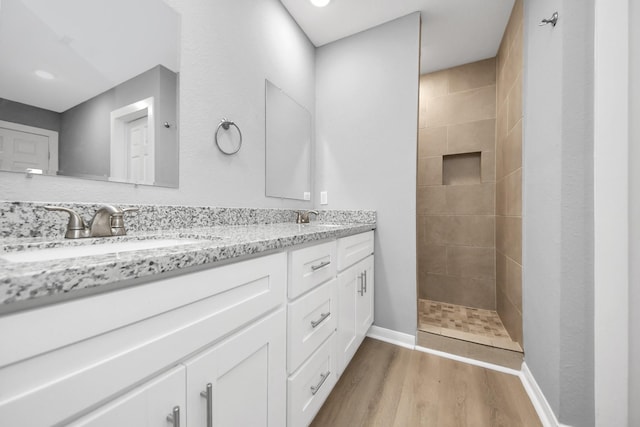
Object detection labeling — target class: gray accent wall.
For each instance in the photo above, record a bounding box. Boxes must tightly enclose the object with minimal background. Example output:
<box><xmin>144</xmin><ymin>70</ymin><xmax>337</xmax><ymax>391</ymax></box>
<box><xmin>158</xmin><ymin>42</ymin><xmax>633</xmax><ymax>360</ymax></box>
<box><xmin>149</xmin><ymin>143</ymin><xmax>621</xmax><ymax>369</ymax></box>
<box><xmin>59</xmin><ymin>65</ymin><xmax>178</xmax><ymax>182</ymax></box>
<box><xmin>629</xmin><ymin>1</ymin><xmax>640</xmax><ymax>424</ymax></box>
<box><xmin>0</xmin><ymin>98</ymin><xmax>61</xmax><ymax>132</ymax></box>
<box><xmin>315</xmin><ymin>13</ymin><xmax>421</xmax><ymax>335</ymax></box>
<box><xmin>523</xmin><ymin>0</ymin><xmax>595</xmax><ymax>425</ymax></box>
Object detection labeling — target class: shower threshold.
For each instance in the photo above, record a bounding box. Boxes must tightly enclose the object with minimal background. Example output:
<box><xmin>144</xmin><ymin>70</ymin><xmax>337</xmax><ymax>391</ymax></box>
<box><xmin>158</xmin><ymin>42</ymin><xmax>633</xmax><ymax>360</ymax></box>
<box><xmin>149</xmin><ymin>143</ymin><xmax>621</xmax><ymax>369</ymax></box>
<box><xmin>418</xmin><ymin>299</ymin><xmax>523</xmax><ymax>353</ymax></box>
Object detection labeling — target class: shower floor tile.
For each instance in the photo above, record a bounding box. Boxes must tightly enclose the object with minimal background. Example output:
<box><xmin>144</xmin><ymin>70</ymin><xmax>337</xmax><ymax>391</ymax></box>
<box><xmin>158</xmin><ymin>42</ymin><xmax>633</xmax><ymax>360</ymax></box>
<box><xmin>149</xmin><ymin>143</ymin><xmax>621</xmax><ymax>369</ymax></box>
<box><xmin>418</xmin><ymin>299</ymin><xmax>523</xmax><ymax>352</ymax></box>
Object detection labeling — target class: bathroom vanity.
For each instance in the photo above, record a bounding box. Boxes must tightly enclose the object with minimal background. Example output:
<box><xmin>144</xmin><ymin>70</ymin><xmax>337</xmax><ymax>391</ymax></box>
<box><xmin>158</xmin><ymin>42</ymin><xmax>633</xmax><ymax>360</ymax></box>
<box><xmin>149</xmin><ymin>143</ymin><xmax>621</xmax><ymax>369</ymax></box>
<box><xmin>0</xmin><ymin>212</ymin><xmax>375</xmax><ymax>427</ymax></box>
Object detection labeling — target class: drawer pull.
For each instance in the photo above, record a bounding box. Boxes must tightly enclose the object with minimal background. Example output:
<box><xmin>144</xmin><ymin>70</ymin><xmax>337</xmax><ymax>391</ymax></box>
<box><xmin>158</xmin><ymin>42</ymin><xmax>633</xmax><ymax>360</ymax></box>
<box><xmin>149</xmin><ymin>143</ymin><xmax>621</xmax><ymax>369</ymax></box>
<box><xmin>310</xmin><ymin>371</ymin><xmax>331</xmax><ymax>395</ymax></box>
<box><xmin>200</xmin><ymin>383</ymin><xmax>213</xmax><ymax>427</ymax></box>
<box><xmin>363</xmin><ymin>270</ymin><xmax>367</xmax><ymax>293</ymax></box>
<box><xmin>310</xmin><ymin>312</ymin><xmax>331</xmax><ymax>328</ymax></box>
<box><xmin>311</xmin><ymin>260</ymin><xmax>331</xmax><ymax>271</ymax></box>
<box><xmin>167</xmin><ymin>406</ymin><xmax>181</xmax><ymax>427</ymax></box>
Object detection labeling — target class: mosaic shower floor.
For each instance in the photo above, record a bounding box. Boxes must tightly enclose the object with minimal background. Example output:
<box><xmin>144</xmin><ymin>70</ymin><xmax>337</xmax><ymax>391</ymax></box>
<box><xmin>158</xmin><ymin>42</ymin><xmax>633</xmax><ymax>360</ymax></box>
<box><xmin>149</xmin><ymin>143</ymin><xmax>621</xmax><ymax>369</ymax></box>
<box><xmin>418</xmin><ymin>299</ymin><xmax>523</xmax><ymax>352</ymax></box>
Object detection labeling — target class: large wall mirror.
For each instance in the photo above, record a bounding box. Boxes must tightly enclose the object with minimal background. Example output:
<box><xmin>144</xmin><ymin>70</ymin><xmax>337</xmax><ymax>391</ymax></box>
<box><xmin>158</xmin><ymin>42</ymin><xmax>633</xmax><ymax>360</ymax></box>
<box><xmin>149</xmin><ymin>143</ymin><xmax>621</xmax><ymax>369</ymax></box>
<box><xmin>0</xmin><ymin>0</ymin><xmax>180</xmax><ymax>187</ymax></box>
<box><xmin>265</xmin><ymin>80</ymin><xmax>312</xmax><ymax>201</ymax></box>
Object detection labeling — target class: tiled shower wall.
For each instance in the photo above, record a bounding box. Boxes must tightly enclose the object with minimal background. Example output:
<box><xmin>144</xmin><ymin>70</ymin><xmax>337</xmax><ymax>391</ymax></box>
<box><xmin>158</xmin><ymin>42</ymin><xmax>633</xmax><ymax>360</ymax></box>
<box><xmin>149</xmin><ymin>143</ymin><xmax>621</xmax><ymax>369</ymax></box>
<box><xmin>417</xmin><ymin>58</ymin><xmax>497</xmax><ymax>310</ymax></box>
<box><xmin>495</xmin><ymin>0</ymin><xmax>523</xmax><ymax>346</ymax></box>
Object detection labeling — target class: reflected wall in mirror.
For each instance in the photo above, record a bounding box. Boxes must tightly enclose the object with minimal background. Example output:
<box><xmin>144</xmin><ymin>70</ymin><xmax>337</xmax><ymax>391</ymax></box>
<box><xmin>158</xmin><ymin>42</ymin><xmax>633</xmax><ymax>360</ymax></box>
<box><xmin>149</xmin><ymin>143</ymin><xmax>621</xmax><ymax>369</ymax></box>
<box><xmin>265</xmin><ymin>80</ymin><xmax>312</xmax><ymax>201</ymax></box>
<box><xmin>0</xmin><ymin>0</ymin><xmax>180</xmax><ymax>187</ymax></box>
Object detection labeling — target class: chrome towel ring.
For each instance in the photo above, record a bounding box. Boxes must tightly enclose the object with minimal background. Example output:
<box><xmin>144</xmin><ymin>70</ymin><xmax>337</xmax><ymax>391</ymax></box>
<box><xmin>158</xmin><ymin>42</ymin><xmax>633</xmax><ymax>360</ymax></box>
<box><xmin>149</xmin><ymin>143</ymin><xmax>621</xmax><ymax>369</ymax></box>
<box><xmin>215</xmin><ymin>118</ymin><xmax>242</xmax><ymax>155</ymax></box>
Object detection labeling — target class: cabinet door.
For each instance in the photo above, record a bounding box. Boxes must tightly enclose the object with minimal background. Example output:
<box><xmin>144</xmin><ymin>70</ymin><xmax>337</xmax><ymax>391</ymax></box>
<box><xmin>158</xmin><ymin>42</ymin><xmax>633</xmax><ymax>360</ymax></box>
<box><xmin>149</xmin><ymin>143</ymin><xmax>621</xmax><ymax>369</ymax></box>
<box><xmin>356</xmin><ymin>255</ymin><xmax>374</xmax><ymax>338</ymax></box>
<box><xmin>68</xmin><ymin>365</ymin><xmax>185</xmax><ymax>427</ymax></box>
<box><xmin>337</xmin><ymin>264</ymin><xmax>359</xmax><ymax>376</ymax></box>
<box><xmin>185</xmin><ymin>309</ymin><xmax>286</xmax><ymax>427</ymax></box>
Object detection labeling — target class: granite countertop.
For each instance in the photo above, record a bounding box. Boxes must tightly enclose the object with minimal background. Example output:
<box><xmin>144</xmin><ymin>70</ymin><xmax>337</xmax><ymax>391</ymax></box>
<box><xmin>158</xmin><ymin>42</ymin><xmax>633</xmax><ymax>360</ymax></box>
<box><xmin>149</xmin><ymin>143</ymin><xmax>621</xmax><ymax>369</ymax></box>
<box><xmin>0</xmin><ymin>222</ymin><xmax>375</xmax><ymax>311</ymax></box>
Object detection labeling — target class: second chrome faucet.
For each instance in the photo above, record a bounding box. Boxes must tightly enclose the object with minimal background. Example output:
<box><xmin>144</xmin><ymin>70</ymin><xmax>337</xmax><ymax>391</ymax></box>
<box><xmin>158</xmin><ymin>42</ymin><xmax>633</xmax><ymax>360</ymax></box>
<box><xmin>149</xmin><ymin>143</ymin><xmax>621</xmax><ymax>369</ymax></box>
<box><xmin>45</xmin><ymin>205</ymin><xmax>138</xmax><ymax>239</ymax></box>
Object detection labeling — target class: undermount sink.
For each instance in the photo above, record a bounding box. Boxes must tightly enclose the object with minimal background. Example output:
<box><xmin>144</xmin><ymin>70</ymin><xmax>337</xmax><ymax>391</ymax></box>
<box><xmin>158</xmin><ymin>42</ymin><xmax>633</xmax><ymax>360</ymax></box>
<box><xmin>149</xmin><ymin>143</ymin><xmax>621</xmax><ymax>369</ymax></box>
<box><xmin>0</xmin><ymin>238</ymin><xmax>204</xmax><ymax>263</ymax></box>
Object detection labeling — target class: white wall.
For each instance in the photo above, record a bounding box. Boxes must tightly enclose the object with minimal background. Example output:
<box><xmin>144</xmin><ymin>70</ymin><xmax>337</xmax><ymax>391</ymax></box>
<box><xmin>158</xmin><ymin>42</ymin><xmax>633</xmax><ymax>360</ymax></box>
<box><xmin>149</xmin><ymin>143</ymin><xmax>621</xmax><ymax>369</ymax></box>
<box><xmin>0</xmin><ymin>0</ymin><xmax>316</xmax><ymax>209</ymax></box>
<box><xmin>628</xmin><ymin>0</ymin><xmax>639</xmax><ymax>425</ymax></box>
<box><xmin>524</xmin><ymin>0</ymin><xmax>595</xmax><ymax>425</ymax></box>
<box><xmin>315</xmin><ymin>13</ymin><xmax>421</xmax><ymax>335</ymax></box>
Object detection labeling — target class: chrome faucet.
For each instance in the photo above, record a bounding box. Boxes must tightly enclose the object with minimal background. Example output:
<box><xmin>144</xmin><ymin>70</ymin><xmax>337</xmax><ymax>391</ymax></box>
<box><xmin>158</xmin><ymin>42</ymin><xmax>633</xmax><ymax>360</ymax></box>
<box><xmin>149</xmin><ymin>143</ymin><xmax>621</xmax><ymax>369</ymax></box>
<box><xmin>295</xmin><ymin>210</ymin><xmax>319</xmax><ymax>224</ymax></box>
<box><xmin>45</xmin><ymin>205</ymin><xmax>138</xmax><ymax>239</ymax></box>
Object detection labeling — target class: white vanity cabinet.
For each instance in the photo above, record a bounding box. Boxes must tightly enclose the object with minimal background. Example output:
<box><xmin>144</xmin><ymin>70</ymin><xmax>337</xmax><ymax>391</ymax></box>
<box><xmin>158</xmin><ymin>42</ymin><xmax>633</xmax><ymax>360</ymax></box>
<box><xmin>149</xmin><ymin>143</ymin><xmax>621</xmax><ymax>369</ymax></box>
<box><xmin>67</xmin><ymin>365</ymin><xmax>187</xmax><ymax>427</ymax></box>
<box><xmin>0</xmin><ymin>229</ymin><xmax>374</xmax><ymax>427</ymax></box>
<box><xmin>286</xmin><ymin>241</ymin><xmax>339</xmax><ymax>427</ymax></box>
<box><xmin>184</xmin><ymin>308</ymin><xmax>286</xmax><ymax>427</ymax></box>
<box><xmin>336</xmin><ymin>232</ymin><xmax>375</xmax><ymax>376</ymax></box>
<box><xmin>0</xmin><ymin>252</ymin><xmax>286</xmax><ymax>427</ymax></box>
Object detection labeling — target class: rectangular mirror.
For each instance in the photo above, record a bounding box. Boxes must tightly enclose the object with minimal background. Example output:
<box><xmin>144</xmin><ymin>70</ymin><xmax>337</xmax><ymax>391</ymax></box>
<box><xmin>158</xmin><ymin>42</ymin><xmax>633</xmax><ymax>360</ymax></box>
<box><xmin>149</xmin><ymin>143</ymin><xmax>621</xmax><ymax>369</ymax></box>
<box><xmin>0</xmin><ymin>0</ymin><xmax>180</xmax><ymax>187</ymax></box>
<box><xmin>265</xmin><ymin>80</ymin><xmax>312</xmax><ymax>201</ymax></box>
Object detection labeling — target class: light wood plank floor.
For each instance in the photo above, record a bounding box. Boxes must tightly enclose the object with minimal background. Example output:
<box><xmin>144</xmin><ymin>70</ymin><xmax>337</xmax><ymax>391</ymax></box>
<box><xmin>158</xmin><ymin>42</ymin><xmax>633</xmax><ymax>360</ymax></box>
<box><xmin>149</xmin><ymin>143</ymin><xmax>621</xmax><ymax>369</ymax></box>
<box><xmin>311</xmin><ymin>338</ymin><xmax>541</xmax><ymax>427</ymax></box>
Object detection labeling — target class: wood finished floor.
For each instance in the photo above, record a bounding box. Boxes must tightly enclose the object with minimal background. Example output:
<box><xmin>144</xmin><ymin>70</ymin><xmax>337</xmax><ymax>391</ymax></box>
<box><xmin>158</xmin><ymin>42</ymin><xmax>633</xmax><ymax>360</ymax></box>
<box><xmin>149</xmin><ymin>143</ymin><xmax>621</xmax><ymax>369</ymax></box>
<box><xmin>311</xmin><ymin>338</ymin><xmax>541</xmax><ymax>427</ymax></box>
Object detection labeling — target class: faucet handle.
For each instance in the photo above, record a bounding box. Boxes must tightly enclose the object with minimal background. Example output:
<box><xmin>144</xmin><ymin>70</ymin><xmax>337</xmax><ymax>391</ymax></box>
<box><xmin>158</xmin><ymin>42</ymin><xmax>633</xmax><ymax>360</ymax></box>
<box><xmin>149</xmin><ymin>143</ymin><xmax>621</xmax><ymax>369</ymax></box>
<box><xmin>110</xmin><ymin>207</ymin><xmax>139</xmax><ymax>236</ymax></box>
<box><xmin>44</xmin><ymin>206</ymin><xmax>87</xmax><ymax>239</ymax></box>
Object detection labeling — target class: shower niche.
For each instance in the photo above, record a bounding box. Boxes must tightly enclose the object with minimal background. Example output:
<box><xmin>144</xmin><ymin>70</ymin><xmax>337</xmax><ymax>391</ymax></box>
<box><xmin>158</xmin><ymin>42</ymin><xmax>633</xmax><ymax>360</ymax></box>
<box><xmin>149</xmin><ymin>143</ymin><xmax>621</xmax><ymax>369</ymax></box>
<box><xmin>442</xmin><ymin>152</ymin><xmax>482</xmax><ymax>185</ymax></box>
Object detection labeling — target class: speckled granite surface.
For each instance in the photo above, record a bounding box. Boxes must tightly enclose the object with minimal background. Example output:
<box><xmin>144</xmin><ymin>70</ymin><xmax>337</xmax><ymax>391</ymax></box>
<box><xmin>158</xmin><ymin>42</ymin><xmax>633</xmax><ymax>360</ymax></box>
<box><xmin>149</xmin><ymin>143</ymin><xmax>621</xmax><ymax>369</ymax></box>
<box><xmin>0</xmin><ymin>204</ymin><xmax>376</xmax><ymax>311</ymax></box>
<box><xmin>0</xmin><ymin>201</ymin><xmax>376</xmax><ymax>238</ymax></box>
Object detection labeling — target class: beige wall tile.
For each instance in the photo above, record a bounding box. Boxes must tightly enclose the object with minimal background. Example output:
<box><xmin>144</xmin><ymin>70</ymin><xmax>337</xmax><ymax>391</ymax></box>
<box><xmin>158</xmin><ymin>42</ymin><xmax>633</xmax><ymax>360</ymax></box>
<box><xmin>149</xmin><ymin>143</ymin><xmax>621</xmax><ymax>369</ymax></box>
<box><xmin>446</xmin><ymin>246</ymin><xmax>495</xmax><ymax>279</ymax></box>
<box><xmin>496</xmin><ymin>104</ymin><xmax>508</xmax><ymax>145</ymax></box>
<box><xmin>481</xmin><ymin>151</ymin><xmax>496</xmax><ymax>183</ymax></box>
<box><xmin>448</xmin><ymin>215</ymin><xmax>495</xmax><ymax>247</ymax></box>
<box><xmin>420</xmin><ymin>70</ymin><xmax>449</xmax><ymax>99</ymax></box>
<box><xmin>497</xmin><ymin>288</ymin><xmax>523</xmax><ymax>346</ymax></box>
<box><xmin>496</xmin><ymin>178</ymin><xmax>507</xmax><ymax>216</ymax></box>
<box><xmin>445</xmin><ymin>183</ymin><xmax>495</xmax><ymax>215</ymax></box>
<box><xmin>505</xmin><ymin>168</ymin><xmax>522</xmax><ymax>216</ymax></box>
<box><xmin>496</xmin><ymin>216</ymin><xmax>522</xmax><ymax>264</ymax></box>
<box><xmin>448</xmin><ymin>58</ymin><xmax>497</xmax><ymax>93</ymax></box>
<box><xmin>506</xmin><ymin>257</ymin><xmax>522</xmax><ymax>312</ymax></box>
<box><xmin>447</xmin><ymin>119</ymin><xmax>496</xmax><ymax>154</ymax></box>
<box><xmin>417</xmin><ymin>186</ymin><xmax>447</xmax><ymax>215</ymax></box>
<box><xmin>507</xmin><ymin>73</ymin><xmax>523</xmax><ymax>132</ymax></box>
<box><xmin>424</xmin><ymin>85</ymin><xmax>496</xmax><ymax>128</ymax></box>
<box><xmin>423</xmin><ymin>215</ymin><xmax>449</xmax><ymax>245</ymax></box>
<box><xmin>502</xmin><ymin>119</ymin><xmax>522</xmax><ymax>176</ymax></box>
<box><xmin>443</xmin><ymin>152</ymin><xmax>481</xmax><ymax>185</ymax></box>
<box><xmin>496</xmin><ymin>135</ymin><xmax>505</xmax><ymax>180</ymax></box>
<box><xmin>425</xmin><ymin>273</ymin><xmax>495</xmax><ymax>310</ymax></box>
<box><xmin>417</xmin><ymin>215</ymin><xmax>426</xmax><ymax>246</ymax></box>
<box><xmin>418</xmin><ymin>126</ymin><xmax>447</xmax><ymax>157</ymax></box>
<box><xmin>418</xmin><ymin>156</ymin><xmax>443</xmax><ymax>186</ymax></box>
<box><xmin>418</xmin><ymin>244</ymin><xmax>447</xmax><ymax>275</ymax></box>
<box><xmin>496</xmin><ymin>251</ymin><xmax>507</xmax><ymax>295</ymax></box>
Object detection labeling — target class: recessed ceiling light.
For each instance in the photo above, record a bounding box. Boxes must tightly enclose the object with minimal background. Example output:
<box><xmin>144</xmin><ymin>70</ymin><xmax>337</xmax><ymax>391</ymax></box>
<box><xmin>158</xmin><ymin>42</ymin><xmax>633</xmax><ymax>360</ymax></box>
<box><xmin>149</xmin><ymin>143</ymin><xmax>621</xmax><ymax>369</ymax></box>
<box><xmin>310</xmin><ymin>0</ymin><xmax>330</xmax><ymax>7</ymax></box>
<box><xmin>34</xmin><ymin>70</ymin><xmax>55</xmax><ymax>80</ymax></box>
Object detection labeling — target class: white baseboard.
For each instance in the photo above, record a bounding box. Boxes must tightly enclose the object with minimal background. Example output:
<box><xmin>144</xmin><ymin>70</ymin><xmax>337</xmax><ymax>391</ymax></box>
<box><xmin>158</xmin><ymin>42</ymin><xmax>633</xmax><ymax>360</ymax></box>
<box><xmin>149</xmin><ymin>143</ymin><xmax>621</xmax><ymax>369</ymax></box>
<box><xmin>519</xmin><ymin>362</ymin><xmax>571</xmax><ymax>427</ymax></box>
<box><xmin>366</xmin><ymin>325</ymin><xmax>416</xmax><ymax>349</ymax></box>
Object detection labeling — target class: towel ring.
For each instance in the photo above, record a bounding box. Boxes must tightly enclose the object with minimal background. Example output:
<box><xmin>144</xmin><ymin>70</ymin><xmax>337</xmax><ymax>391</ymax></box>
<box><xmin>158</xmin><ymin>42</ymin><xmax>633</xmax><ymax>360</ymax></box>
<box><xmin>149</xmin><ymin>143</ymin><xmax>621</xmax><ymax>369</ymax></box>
<box><xmin>215</xmin><ymin>118</ymin><xmax>242</xmax><ymax>155</ymax></box>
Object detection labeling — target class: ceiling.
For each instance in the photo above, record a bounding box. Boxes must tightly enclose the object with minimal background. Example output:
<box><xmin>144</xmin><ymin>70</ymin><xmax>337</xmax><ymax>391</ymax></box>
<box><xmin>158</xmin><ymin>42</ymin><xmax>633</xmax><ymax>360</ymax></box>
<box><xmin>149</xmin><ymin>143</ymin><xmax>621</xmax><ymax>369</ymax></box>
<box><xmin>279</xmin><ymin>0</ymin><xmax>515</xmax><ymax>74</ymax></box>
<box><xmin>0</xmin><ymin>0</ymin><xmax>179</xmax><ymax>112</ymax></box>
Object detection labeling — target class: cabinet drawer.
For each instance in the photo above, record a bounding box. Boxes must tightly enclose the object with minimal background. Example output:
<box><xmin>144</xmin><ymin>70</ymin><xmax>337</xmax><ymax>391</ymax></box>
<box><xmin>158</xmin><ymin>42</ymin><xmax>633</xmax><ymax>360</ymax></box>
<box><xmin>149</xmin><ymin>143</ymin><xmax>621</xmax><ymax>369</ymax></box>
<box><xmin>288</xmin><ymin>241</ymin><xmax>336</xmax><ymax>299</ymax></box>
<box><xmin>337</xmin><ymin>231</ymin><xmax>374</xmax><ymax>271</ymax></box>
<box><xmin>287</xmin><ymin>333</ymin><xmax>337</xmax><ymax>427</ymax></box>
<box><xmin>287</xmin><ymin>278</ymin><xmax>337</xmax><ymax>373</ymax></box>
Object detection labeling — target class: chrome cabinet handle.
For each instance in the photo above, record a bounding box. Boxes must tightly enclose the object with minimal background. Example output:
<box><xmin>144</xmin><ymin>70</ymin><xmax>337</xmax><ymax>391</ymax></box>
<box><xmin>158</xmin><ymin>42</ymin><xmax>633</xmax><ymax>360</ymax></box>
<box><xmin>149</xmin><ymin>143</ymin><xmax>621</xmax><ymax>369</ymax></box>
<box><xmin>167</xmin><ymin>406</ymin><xmax>181</xmax><ymax>427</ymax></box>
<box><xmin>363</xmin><ymin>270</ymin><xmax>367</xmax><ymax>293</ymax></box>
<box><xmin>358</xmin><ymin>273</ymin><xmax>364</xmax><ymax>296</ymax></box>
<box><xmin>311</xmin><ymin>312</ymin><xmax>331</xmax><ymax>328</ymax></box>
<box><xmin>200</xmin><ymin>383</ymin><xmax>212</xmax><ymax>427</ymax></box>
<box><xmin>310</xmin><ymin>371</ymin><xmax>330</xmax><ymax>395</ymax></box>
<box><xmin>311</xmin><ymin>260</ymin><xmax>331</xmax><ymax>271</ymax></box>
